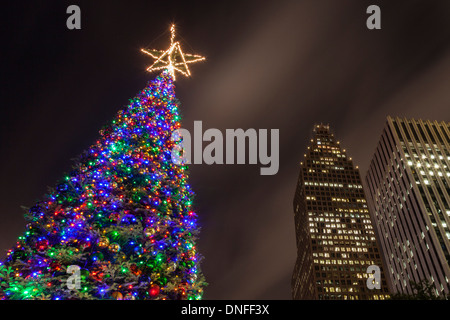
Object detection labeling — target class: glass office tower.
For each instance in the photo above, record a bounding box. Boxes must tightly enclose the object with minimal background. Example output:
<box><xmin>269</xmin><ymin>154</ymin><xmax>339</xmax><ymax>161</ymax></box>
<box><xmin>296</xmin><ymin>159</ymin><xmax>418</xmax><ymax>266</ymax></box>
<box><xmin>292</xmin><ymin>124</ymin><xmax>389</xmax><ymax>300</ymax></box>
<box><xmin>366</xmin><ymin>116</ymin><xmax>450</xmax><ymax>297</ymax></box>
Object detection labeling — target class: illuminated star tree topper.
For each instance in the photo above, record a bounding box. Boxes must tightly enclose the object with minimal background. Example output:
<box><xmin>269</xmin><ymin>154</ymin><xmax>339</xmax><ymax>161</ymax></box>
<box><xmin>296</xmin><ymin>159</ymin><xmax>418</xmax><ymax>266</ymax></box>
<box><xmin>141</xmin><ymin>24</ymin><xmax>205</xmax><ymax>80</ymax></box>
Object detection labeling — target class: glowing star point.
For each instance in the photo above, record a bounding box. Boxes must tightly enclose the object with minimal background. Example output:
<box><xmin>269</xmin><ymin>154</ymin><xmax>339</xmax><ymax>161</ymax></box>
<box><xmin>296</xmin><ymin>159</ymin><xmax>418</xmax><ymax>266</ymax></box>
<box><xmin>141</xmin><ymin>24</ymin><xmax>205</xmax><ymax>80</ymax></box>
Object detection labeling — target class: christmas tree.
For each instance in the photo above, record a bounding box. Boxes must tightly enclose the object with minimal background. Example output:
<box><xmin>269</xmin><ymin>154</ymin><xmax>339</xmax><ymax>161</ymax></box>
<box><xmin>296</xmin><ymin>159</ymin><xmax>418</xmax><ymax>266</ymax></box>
<box><xmin>0</xmin><ymin>25</ymin><xmax>206</xmax><ymax>300</ymax></box>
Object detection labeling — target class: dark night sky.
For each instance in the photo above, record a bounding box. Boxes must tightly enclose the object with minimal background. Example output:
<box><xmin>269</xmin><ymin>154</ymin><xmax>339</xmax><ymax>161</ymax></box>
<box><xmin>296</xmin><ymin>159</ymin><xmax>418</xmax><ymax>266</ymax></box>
<box><xmin>1</xmin><ymin>0</ymin><xmax>450</xmax><ymax>299</ymax></box>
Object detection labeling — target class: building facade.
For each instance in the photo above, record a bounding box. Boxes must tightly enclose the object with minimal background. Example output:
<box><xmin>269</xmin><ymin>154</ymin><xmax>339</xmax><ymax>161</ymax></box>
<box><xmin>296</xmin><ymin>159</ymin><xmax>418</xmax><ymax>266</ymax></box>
<box><xmin>292</xmin><ymin>124</ymin><xmax>390</xmax><ymax>300</ymax></box>
<box><xmin>365</xmin><ymin>116</ymin><xmax>450</xmax><ymax>297</ymax></box>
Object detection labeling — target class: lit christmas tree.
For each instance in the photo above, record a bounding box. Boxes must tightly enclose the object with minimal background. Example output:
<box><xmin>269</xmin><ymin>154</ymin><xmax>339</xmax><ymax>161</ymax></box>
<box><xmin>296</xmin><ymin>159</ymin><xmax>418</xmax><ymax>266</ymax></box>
<box><xmin>0</xmin><ymin>25</ymin><xmax>206</xmax><ymax>300</ymax></box>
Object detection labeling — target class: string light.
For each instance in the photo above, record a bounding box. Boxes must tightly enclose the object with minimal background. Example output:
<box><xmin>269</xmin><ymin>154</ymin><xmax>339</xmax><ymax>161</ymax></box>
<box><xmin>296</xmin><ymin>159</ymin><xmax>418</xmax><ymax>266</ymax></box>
<box><xmin>141</xmin><ymin>24</ymin><xmax>205</xmax><ymax>80</ymax></box>
<box><xmin>0</xmin><ymin>71</ymin><xmax>205</xmax><ymax>300</ymax></box>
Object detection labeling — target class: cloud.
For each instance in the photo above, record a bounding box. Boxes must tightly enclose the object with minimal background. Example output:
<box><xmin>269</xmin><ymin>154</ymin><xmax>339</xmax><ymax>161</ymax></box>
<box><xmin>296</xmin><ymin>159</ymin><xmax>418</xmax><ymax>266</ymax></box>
<box><xmin>2</xmin><ymin>0</ymin><xmax>450</xmax><ymax>300</ymax></box>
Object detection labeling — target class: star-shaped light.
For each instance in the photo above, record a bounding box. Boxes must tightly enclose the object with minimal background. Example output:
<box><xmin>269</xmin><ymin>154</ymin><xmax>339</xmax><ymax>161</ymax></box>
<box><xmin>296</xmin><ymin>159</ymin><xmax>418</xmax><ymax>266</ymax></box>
<box><xmin>141</xmin><ymin>24</ymin><xmax>205</xmax><ymax>80</ymax></box>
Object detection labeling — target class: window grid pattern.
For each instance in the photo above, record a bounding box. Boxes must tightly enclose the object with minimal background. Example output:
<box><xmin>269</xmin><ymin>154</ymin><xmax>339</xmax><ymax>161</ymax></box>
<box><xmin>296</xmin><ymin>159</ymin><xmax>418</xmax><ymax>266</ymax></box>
<box><xmin>365</xmin><ymin>116</ymin><xmax>450</xmax><ymax>297</ymax></box>
<box><xmin>293</xmin><ymin>125</ymin><xmax>389</xmax><ymax>300</ymax></box>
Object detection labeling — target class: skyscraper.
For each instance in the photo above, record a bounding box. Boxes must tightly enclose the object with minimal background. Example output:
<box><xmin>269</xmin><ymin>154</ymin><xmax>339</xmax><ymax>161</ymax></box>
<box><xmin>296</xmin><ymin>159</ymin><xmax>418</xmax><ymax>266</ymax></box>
<box><xmin>292</xmin><ymin>124</ymin><xmax>389</xmax><ymax>300</ymax></box>
<box><xmin>365</xmin><ymin>116</ymin><xmax>450</xmax><ymax>297</ymax></box>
